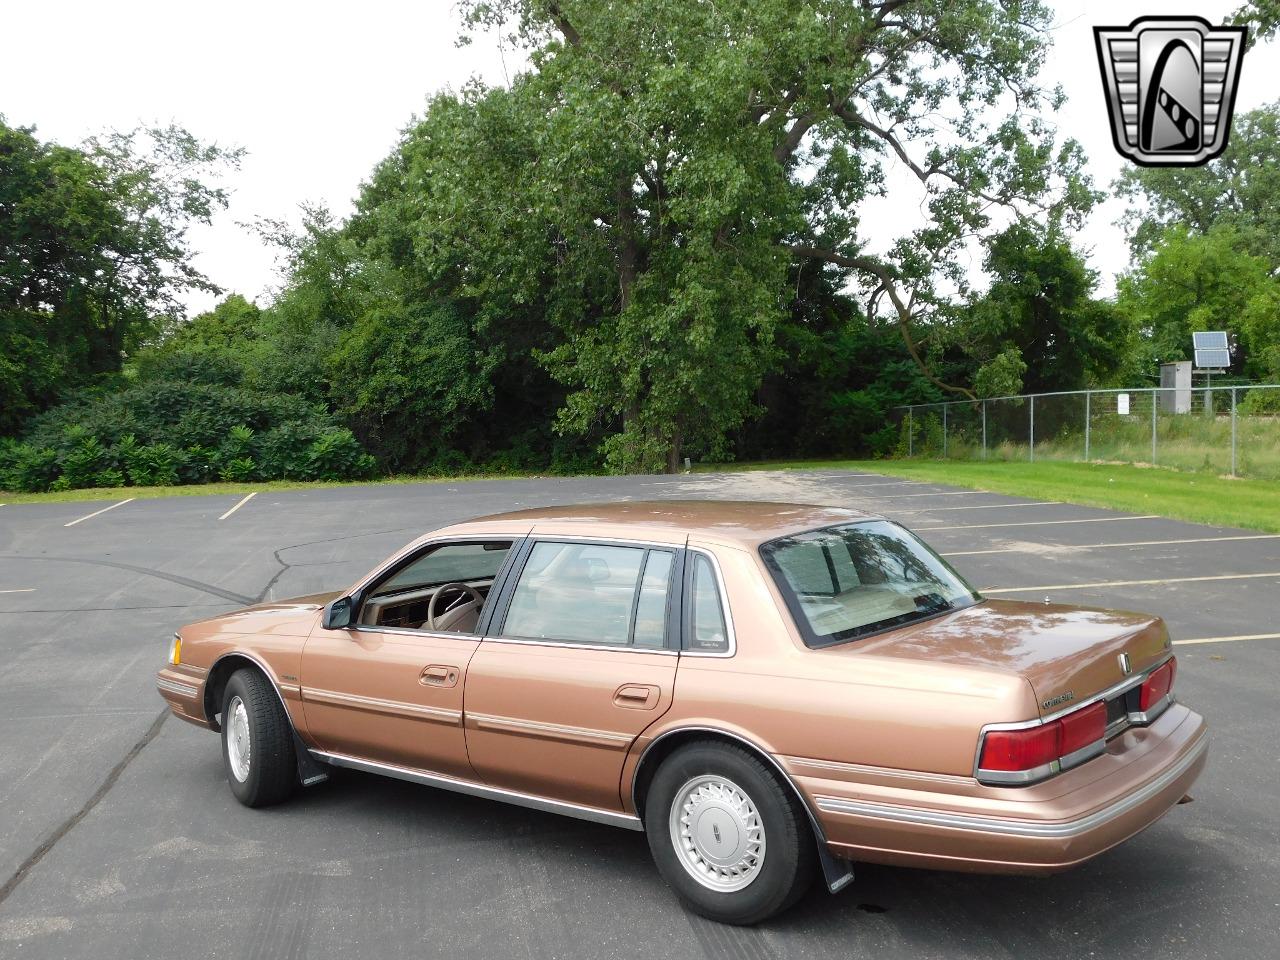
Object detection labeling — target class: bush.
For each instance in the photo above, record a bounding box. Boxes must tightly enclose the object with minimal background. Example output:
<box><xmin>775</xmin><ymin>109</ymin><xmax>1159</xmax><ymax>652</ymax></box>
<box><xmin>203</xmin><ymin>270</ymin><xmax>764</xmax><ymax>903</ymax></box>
<box><xmin>0</xmin><ymin>441</ymin><xmax>60</xmax><ymax>492</ymax></box>
<box><xmin>1</xmin><ymin>376</ymin><xmax>379</xmax><ymax>492</ymax></box>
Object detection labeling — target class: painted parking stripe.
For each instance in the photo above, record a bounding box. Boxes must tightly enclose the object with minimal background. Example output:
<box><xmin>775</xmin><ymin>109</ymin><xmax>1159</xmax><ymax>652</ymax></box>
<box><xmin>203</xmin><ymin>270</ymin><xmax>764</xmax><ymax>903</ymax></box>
<box><xmin>916</xmin><ymin>501</ymin><xmax>1062</xmax><ymax>513</ymax></box>
<box><xmin>0</xmin><ymin>588</ymin><xmax>36</xmax><ymax>594</ymax></box>
<box><xmin>943</xmin><ymin>533</ymin><xmax>1280</xmax><ymax>558</ymax></box>
<box><xmin>218</xmin><ymin>492</ymin><xmax>257</xmax><ymax>521</ymax></box>
<box><xmin>983</xmin><ymin>571</ymin><xmax>1280</xmax><ymax>594</ymax></box>
<box><xmin>918</xmin><ymin>514</ymin><xmax>1161</xmax><ymax>532</ymax></box>
<box><xmin>853</xmin><ymin>491</ymin><xmax>985</xmax><ymax>501</ymax></box>
<box><xmin>63</xmin><ymin>498</ymin><xmax>134</xmax><ymax>528</ymax></box>
<box><xmin>1173</xmin><ymin>633</ymin><xmax>1280</xmax><ymax>646</ymax></box>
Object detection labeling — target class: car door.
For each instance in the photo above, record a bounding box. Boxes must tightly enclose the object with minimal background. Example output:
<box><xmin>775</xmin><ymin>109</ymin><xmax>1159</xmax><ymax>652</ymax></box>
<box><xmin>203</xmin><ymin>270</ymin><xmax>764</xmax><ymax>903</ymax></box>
<box><xmin>463</xmin><ymin>538</ymin><xmax>682</xmax><ymax>811</ymax></box>
<box><xmin>301</xmin><ymin>536</ymin><xmax>521</xmax><ymax>778</ymax></box>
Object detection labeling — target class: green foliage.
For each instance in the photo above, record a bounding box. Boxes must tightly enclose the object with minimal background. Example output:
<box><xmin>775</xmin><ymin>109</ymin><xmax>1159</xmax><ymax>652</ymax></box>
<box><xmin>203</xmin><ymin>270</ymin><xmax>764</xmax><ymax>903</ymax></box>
<box><xmin>418</xmin><ymin>0</ymin><xmax>1093</xmax><ymax>469</ymax></box>
<box><xmin>1115</xmin><ymin>104</ymin><xmax>1280</xmax><ymax>266</ymax></box>
<box><xmin>1116</xmin><ymin>225</ymin><xmax>1280</xmax><ymax>380</ymax></box>
<box><xmin>948</xmin><ymin>224</ymin><xmax>1126</xmax><ymax>393</ymax></box>
<box><xmin>0</xmin><ymin>118</ymin><xmax>241</xmax><ymax>435</ymax></box>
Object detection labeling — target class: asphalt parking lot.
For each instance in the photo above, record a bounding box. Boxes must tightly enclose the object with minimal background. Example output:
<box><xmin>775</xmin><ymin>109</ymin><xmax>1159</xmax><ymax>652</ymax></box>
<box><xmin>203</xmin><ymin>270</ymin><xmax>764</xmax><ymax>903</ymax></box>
<box><xmin>1</xmin><ymin>469</ymin><xmax>1277</xmax><ymax>960</ymax></box>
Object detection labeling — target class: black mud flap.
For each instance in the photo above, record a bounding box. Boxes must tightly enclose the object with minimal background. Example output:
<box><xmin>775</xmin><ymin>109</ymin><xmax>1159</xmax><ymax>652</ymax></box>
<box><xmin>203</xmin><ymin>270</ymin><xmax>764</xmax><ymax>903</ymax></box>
<box><xmin>819</xmin><ymin>842</ymin><xmax>855</xmax><ymax>894</ymax></box>
<box><xmin>294</xmin><ymin>732</ymin><xmax>330</xmax><ymax>787</ymax></box>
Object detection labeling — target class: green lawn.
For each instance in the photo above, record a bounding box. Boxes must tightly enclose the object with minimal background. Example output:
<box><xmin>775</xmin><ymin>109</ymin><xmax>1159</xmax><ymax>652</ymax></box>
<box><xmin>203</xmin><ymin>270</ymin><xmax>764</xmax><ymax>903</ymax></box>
<box><xmin>705</xmin><ymin>459</ymin><xmax>1280</xmax><ymax>534</ymax></box>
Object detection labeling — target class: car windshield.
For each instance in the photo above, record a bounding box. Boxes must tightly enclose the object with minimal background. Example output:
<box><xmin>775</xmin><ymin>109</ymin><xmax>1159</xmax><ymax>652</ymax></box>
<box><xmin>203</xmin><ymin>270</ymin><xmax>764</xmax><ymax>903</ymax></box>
<box><xmin>760</xmin><ymin>521</ymin><xmax>979</xmax><ymax>647</ymax></box>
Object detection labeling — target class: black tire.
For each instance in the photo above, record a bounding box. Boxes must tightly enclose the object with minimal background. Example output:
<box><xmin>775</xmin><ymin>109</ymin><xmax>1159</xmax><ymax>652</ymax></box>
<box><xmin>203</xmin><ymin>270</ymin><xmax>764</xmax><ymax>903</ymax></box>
<box><xmin>644</xmin><ymin>741</ymin><xmax>815</xmax><ymax>925</ymax></box>
<box><xmin>220</xmin><ymin>668</ymin><xmax>297</xmax><ymax>807</ymax></box>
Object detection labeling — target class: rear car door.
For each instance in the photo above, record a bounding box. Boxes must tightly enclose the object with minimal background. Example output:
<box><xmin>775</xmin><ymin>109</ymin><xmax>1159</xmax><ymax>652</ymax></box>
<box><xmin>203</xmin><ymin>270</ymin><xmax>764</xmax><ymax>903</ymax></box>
<box><xmin>463</xmin><ymin>538</ymin><xmax>682</xmax><ymax>811</ymax></box>
<box><xmin>301</xmin><ymin>537</ymin><xmax>520</xmax><ymax>778</ymax></box>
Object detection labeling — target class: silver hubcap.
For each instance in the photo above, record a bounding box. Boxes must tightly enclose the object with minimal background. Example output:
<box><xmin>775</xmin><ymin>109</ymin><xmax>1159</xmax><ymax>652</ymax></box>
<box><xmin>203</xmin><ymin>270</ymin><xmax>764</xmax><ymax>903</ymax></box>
<box><xmin>226</xmin><ymin>696</ymin><xmax>251</xmax><ymax>783</ymax></box>
<box><xmin>669</xmin><ymin>775</ymin><xmax>766</xmax><ymax>892</ymax></box>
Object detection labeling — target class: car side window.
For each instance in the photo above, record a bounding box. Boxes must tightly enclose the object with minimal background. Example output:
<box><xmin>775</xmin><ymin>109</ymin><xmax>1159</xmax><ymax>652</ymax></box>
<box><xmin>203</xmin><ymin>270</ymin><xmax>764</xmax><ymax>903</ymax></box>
<box><xmin>501</xmin><ymin>541</ymin><xmax>675</xmax><ymax>648</ymax></box>
<box><xmin>359</xmin><ymin>540</ymin><xmax>513</xmax><ymax>632</ymax></box>
<box><xmin>687</xmin><ymin>553</ymin><xmax>730</xmax><ymax>653</ymax></box>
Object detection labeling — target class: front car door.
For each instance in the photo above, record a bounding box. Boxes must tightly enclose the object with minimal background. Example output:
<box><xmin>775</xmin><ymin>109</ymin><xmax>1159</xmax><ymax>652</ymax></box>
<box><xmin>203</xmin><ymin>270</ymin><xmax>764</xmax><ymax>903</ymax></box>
<box><xmin>301</xmin><ymin>536</ymin><xmax>521</xmax><ymax>778</ymax></box>
<box><xmin>463</xmin><ymin>537</ymin><xmax>682</xmax><ymax>811</ymax></box>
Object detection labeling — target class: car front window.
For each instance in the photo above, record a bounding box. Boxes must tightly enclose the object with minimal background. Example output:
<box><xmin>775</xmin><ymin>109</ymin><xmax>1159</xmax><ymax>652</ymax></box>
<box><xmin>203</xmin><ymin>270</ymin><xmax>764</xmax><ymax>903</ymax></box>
<box><xmin>761</xmin><ymin>521</ymin><xmax>979</xmax><ymax>647</ymax></box>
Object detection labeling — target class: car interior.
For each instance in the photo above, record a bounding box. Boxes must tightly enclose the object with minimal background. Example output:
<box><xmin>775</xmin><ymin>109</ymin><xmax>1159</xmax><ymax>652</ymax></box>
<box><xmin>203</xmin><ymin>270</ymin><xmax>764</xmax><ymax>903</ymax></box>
<box><xmin>359</xmin><ymin>540</ymin><xmax>513</xmax><ymax>634</ymax></box>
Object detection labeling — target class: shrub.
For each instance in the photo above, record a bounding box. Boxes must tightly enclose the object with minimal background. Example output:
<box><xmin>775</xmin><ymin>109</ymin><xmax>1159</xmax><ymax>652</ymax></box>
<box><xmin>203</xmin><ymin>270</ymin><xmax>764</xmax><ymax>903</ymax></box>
<box><xmin>305</xmin><ymin>429</ymin><xmax>377</xmax><ymax>481</ymax></box>
<box><xmin>219</xmin><ymin>458</ymin><xmax>256</xmax><ymax>482</ymax></box>
<box><xmin>0</xmin><ymin>442</ymin><xmax>59</xmax><ymax>492</ymax></box>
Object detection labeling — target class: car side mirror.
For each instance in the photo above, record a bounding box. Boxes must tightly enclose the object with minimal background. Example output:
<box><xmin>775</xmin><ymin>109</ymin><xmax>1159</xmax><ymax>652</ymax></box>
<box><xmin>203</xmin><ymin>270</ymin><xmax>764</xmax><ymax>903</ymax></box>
<box><xmin>322</xmin><ymin>596</ymin><xmax>354</xmax><ymax>630</ymax></box>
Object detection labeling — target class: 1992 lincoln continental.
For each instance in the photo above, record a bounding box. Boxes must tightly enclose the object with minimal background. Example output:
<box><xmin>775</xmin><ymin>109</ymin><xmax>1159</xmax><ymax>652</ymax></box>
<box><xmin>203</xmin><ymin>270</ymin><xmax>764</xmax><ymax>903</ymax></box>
<box><xmin>156</xmin><ymin>501</ymin><xmax>1207</xmax><ymax>924</ymax></box>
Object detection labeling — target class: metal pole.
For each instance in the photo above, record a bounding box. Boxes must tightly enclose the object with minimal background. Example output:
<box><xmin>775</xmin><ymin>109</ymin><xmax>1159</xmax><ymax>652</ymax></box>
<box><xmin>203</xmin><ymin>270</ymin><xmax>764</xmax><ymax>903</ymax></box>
<box><xmin>1231</xmin><ymin>388</ymin><xmax>1238</xmax><ymax>477</ymax></box>
<box><xmin>942</xmin><ymin>404</ymin><xmax>948</xmax><ymax>458</ymax></box>
<box><xmin>981</xmin><ymin>401</ymin><xmax>987</xmax><ymax>460</ymax></box>
<box><xmin>1029</xmin><ymin>395</ymin><xmax>1035</xmax><ymax>463</ymax></box>
<box><xmin>1084</xmin><ymin>390</ymin><xmax>1091</xmax><ymax>462</ymax></box>
<box><xmin>908</xmin><ymin>407</ymin><xmax>913</xmax><ymax>457</ymax></box>
<box><xmin>1150</xmin><ymin>390</ymin><xmax>1157</xmax><ymax>465</ymax></box>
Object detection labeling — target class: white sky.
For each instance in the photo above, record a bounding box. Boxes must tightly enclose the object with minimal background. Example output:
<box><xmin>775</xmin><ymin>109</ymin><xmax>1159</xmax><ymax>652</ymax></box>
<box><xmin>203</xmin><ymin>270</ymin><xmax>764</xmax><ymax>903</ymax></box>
<box><xmin>1</xmin><ymin>1</ymin><xmax>1274</xmax><ymax>316</ymax></box>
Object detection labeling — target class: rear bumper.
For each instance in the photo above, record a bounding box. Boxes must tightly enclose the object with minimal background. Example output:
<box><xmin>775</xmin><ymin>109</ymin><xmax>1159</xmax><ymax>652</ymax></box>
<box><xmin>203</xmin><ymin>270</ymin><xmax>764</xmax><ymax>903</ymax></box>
<box><xmin>156</xmin><ymin>667</ymin><xmax>210</xmax><ymax>728</ymax></box>
<box><xmin>799</xmin><ymin>703</ymin><xmax>1207</xmax><ymax>874</ymax></box>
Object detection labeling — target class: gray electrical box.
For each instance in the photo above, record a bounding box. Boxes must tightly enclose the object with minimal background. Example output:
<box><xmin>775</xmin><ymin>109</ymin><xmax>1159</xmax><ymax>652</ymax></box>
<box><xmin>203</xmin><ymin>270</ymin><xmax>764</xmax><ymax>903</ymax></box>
<box><xmin>1160</xmin><ymin>361</ymin><xmax>1192</xmax><ymax>414</ymax></box>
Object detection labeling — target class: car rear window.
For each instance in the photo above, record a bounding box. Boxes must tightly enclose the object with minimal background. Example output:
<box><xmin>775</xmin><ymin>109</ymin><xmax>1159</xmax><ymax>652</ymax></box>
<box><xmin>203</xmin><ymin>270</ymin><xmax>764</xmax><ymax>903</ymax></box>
<box><xmin>761</xmin><ymin>521</ymin><xmax>979</xmax><ymax>647</ymax></box>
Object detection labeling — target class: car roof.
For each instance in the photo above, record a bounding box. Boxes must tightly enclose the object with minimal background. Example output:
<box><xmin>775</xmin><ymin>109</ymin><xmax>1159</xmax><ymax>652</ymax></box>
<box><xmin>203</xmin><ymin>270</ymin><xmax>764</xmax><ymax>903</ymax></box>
<box><xmin>434</xmin><ymin>500</ymin><xmax>884</xmax><ymax>550</ymax></box>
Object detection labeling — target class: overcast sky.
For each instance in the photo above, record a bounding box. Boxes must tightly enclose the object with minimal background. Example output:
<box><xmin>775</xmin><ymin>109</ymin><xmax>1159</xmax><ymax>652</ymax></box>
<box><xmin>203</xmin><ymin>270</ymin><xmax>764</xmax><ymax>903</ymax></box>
<box><xmin>2</xmin><ymin>1</ymin><xmax>1274</xmax><ymax>316</ymax></box>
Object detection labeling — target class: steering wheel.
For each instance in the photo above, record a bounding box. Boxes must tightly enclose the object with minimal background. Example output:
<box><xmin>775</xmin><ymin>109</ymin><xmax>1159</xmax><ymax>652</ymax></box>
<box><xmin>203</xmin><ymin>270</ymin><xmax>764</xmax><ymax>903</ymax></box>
<box><xmin>426</xmin><ymin>582</ymin><xmax>485</xmax><ymax>632</ymax></box>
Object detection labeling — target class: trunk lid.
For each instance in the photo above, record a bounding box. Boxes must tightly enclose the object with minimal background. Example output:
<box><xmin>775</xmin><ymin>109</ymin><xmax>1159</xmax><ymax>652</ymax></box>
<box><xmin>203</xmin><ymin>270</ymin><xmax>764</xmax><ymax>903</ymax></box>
<box><xmin>853</xmin><ymin>599</ymin><xmax>1170</xmax><ymax>715</ymax></box>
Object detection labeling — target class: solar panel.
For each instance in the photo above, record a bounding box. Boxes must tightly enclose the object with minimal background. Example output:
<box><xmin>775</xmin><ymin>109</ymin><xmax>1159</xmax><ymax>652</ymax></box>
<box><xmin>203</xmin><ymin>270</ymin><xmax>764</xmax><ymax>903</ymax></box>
<box><xmin>1193</xmin><ymin>331</ymin><xmax>1229</xmax><ymax>350</ymax></box>
<box><xmin>1195</xmin><ymin>348</ymin><xmax>1231</xmax><ymax>369</ymax></box>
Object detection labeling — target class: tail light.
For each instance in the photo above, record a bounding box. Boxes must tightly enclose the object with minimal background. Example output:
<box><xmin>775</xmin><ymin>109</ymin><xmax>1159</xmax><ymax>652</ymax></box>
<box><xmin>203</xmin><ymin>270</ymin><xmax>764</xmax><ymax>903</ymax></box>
<box><xmin>978</xmin><ymin>701</ymin><xmax>1107</xmax><ymax>785</ymax></box>
<box><xmin>1139</xmin><ymin>657</ymin><xmax>1176</xmax><ymax>712</ymax></box>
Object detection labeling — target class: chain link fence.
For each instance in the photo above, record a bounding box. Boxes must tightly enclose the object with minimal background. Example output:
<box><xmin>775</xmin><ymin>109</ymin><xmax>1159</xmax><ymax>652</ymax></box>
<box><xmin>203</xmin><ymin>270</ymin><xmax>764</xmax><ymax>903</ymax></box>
<box><xmin>893</xmin><ymin>384</ymin><xmax>1280</xmax><ymax>480</ymax></box>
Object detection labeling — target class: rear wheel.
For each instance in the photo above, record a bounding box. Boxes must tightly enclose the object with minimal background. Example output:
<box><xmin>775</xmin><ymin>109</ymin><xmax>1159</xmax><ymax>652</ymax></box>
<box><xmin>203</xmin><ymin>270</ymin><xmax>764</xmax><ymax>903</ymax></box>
<box><xmin>220</xmin><ymin>668</ymin><xmax>297</xmax><ymax>807</ymax></box>
<box><xmin>644</xmin><ymin>742</ymin><xmax>814</xmax><ymax>925</ymax></box>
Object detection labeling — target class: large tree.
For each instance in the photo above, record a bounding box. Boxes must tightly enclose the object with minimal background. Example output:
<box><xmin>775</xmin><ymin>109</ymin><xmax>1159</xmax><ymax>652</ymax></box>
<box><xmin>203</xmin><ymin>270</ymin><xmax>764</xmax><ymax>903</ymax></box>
<box><xmin>945</xmin><ymin>223</ymin><xmax>1125</xmax><ymax>397</ymax></box>
<box><xmin>1116</xmin><ymin>225</ymin><xmax>1280</xmax><ymax>381</ymax></box>
<box><xmin>413</xmin><ymin>0</ymin><xmax>1094</xmax><ymax>471</ymax></box>
<box><xmin>0</xmin><ymin>120</ymin><xmax>241</xmax><ymax>434</ymax></box>
<box><xmin>1114</xmin><ymin>103</ymin><xmax>1280</xmax><ymax>267</ymax></box>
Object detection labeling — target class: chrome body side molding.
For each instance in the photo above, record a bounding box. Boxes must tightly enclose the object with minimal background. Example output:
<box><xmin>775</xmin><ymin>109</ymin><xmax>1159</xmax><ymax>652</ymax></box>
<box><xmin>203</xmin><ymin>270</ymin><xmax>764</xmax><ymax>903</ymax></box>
<box><xmin>310</xmin><ymin>750</ymin><xmax>644</xmax><ymax>831</ymax></box>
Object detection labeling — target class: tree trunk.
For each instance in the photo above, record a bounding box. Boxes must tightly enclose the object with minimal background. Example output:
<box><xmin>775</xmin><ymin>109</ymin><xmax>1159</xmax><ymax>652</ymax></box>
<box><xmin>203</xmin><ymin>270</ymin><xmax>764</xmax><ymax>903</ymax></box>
<box><xmin>665</xmin><ymin>426</ymin><xmax>683</xmax><ymax>475</ymax></box>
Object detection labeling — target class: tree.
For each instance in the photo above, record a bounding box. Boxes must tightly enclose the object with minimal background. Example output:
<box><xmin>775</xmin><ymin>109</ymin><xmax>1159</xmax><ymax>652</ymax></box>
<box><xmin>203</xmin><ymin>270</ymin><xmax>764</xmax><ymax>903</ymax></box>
<box><xmin>1116</xmin><ymin>225</ymin><xmax>1280</xmax><ymax>380</ymax></box>
<box><xmin>1114</xmin><ymin>104</ymin><xmax>1280</xmax><ymax>266</ymax></box>
<box><xmin>1234</xmin><ymin>1</ymin><xmax>1280</xmax><ymax>43</ymax></box>
<box><xmin>0</xmin><ymin>119</ymin><xmax>241</xmax><ymax>434</ymax></box>
<box><xmin>423</xmin><ymin>0</ymin><xmax>1095</xmax><ymax>472</ymax></box>
<box><xmin>946</xmin><ymin>224</ymin><xmax>1127</xmax><ymax>396</ymax></box>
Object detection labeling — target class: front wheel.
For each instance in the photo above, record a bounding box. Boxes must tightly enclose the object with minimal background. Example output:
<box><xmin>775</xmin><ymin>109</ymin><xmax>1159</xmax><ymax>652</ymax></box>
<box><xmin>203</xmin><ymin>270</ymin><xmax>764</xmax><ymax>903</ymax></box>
<box><xmin>220</xmin><ymin>668</ymin><xmax>297</xmax><ymax>807</ymax></box>
<box><xmin>644</xmin><ymin>742</ymin><xmax>814</xmax><ymax>925</ymax></box>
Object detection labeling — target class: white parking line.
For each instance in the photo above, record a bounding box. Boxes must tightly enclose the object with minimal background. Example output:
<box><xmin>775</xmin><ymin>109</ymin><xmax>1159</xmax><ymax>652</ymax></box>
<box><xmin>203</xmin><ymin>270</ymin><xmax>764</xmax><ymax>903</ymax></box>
<box><xmin>218</xmin><ymin>492</ymin><xmax>257</xmax><ymax>520</ymax></box>
<box><xmin>853</xmin><ymin>491</ymin><xmax>983</xmax><ymax>501</ymax></box>
<box><xmin>63</xmin><ymin>498</ymin><xmax>134</xmax><ymax>527</ymax></box>
<box><xmin>919</xmin><ymin>515</ymin><xmax>1161</xmax><ymax>532</ymax></box>
<box><xmin>1173</xmin><ymin>633</ymin><xmax>1280</xmax><ymax>646</ymax></box>
<box><xmin>0</xmin><ymin>588</ymin><xmax>36</xmax><ymax>594</ymax></box>
<box><xmin>943</xmin><ymin>533</ymin><xmax>1280</xmax><ymax>558</ymax></box>
<box><xmin>983</xmin><ymin>571</ymin><xmax>1280</xmax><ymax>594</ymax></box>
<box><xmin>917</xmin><ymin>501</ymin><xmax>1062</xmax><ymax>513</ymax></box>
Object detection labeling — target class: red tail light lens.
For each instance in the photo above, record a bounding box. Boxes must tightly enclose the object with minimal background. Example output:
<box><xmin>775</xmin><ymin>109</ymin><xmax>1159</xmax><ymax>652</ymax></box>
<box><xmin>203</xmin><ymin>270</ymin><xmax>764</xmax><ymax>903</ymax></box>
<box><xmin>1058</xmin><ymin>701</ymin><xmax>1107</xmax><ymax>756</ymax></box>
<box><xmin>1140</xmin><ymin>657</ymin><xmax>1176</xmax><ymax>712</ymax></box>
<box><xmin>979</xmin><ymin>724</ymin><xmax>1060</xmax><ymax>773</ymax></box>
<box><xmin>978</xmin><ymin>701</ymin><xmax>1109</xmax><ymax>781</ymax></box>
